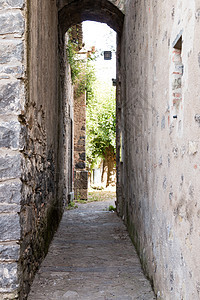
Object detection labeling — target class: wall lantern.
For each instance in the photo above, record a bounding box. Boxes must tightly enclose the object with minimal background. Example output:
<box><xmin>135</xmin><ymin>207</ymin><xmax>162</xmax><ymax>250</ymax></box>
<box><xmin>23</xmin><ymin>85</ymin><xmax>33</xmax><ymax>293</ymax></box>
<box><xmin>104</xmin><ymin>51</ymin><xmax>112</xmax><ymax>60</ymax></box>
<box><xmin>112</xmin><ymin>79</ymin><xmax>116</xmax><ymax>86</ymax></box>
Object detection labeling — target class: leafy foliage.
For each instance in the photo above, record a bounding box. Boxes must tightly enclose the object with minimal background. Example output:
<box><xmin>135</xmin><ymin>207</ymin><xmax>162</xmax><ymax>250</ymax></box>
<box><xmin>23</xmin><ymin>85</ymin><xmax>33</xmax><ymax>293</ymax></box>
<box><xmin>86</xmin><ymin>80</ymin><xmax>116</xmax><ymax>170</ymax></box>
<box><xmin>66</xmin><ymin>27</ymin><xmax>116</xmax><ymax>173</ymax></box>
<box><xmin>66</xmin><ymin>38</ymin><xmax>84</xmax><ymax>84</ymax></box>
<box><xmin>75</xmin><ymin>60</ymin><xmax>96</xmax><ymax>98</ymax></box>
<box><xmin>66</xmin><ymin>33</ymin><xmax>96</xmax><ymax>97</ymax></box>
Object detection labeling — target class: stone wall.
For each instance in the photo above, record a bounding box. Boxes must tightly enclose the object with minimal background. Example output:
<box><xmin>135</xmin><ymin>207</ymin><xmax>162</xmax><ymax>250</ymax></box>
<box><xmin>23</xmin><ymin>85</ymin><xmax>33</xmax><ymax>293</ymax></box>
<box><xmin>0</xmin><ymin>0</ymin><xmax>25</xmax><ymax>298</ymax></box>
<box><xmin>0</xmin><ymin>0</ymin><xmax>123</xmax><ymax>298</ymax></box>
<box><xmin>73</xmin><ymin>87</ymin><xmax>88</xmax><ymax>200</ymax></box>
<box><xmin>0</xmin><ymin>0</ymin><xmax>74</xmax><ymax>298</ymax></box>
<box><xmin>18</xmin><ymin>1</ymin><xmax>74</xmax><ymax>298</ymax></box>
<box><xmin>19</xmin><ymin>1</ymin><xmax>61</xmax><ymax>297</ymax></box>
<box><xmin>63</xmin><ymin>35</ymin><xmax>74</xmax><ymax>202</ymax></box>
<box><xmin>118</xmin><ymin>0</ymin><xmax>200</xmax><ymax>298</ymax></box>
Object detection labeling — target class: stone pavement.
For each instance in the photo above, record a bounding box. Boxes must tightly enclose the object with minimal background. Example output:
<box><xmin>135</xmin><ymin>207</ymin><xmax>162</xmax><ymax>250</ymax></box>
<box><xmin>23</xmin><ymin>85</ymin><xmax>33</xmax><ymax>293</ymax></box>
<box><xmin>28</xmin><ymin>199</ymin><xmax>156</xmax><ymax>300</ymax></box>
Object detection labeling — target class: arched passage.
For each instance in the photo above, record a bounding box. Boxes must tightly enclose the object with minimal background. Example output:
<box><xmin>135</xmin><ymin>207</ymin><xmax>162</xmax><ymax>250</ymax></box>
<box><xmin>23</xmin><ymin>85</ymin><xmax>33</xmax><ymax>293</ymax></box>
<box><xmin>58</xmin><ymin>0</ymin><xmax>124</xmax><ymax>33</ymax></box>
<box><xmin>17</xmin><ymin>1</ymin><xmax>124</xmax><ymax>298</ymax></box>
<box><xmin>57</xmin><ymin>0</ymin><xmax>124</xmax><ymax>204</ymax></box>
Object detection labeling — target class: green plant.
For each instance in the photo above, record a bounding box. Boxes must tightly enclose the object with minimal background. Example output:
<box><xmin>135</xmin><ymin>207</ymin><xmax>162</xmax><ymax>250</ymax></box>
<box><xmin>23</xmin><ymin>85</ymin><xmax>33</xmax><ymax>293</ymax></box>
<box><xmin>75</xmin><ymin>61</ymin><xmax>96</xmax><ymax>98</ymax></box>
<box><xmin>67</xmin><ymin>27</ymin><xmax>116</xmax><ymax>186</ymax></box>
<box><xmin>75</xmin><ymin>199</ymin><xmax>88</xmax><ymax>204</ymax></box>
<box><xmin>108</xmin><ymin>205</ymin><xmax>116</xmax><ymax>212</ymax></box>
<box><xmin>66</xmin><ymin>38</ymin><xmax>84</xmax><ymax>84</ymax></box>
<box><xmin>66</xmin><ymin>28</ymin><xmax>96</xmax><ymax>93</ymax></box>
<box><xmin>86</xmin><ymin>81</ymin><xmax>116</xmax><ymax>185</ymax></box>
<box><xmin>66</xmin><ymin>202</ymin><xmax>78</xmax><ymax>210</ymax></box>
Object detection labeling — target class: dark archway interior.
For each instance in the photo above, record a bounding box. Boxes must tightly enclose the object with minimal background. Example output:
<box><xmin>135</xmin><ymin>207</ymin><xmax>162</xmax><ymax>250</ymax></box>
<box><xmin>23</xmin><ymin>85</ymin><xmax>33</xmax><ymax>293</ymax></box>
<box><xmin>58</xmin><ymin>0</ymin><xmax>124</xmax><ymax>34</ymax></box>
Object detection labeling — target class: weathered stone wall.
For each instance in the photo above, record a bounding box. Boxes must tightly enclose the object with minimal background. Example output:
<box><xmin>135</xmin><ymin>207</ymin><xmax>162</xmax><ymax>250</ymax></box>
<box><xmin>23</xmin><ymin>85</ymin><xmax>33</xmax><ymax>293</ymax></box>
<box><xmin>0</xmin><ymin>0</ymin><xmax>25</xmax><ymax>298</ymax></box>
<box><xmin>73</xmin><ymin>88</ymin><xmax>88</xmax><ymax>200</ymax></box>
<box><xmin>0</xmin><ymin>0</ymin><xmax>124</xmax><ymax>298</ymax></box>
<box><xmin>18</xmin><ymin>1</ymin><xmax>75</xmax><ymax>298</ymax></box>
<box><xmin>63</xmin><ymin>35</ymin><xmax>74</xmax><ymax>201</ymax></box>
<box><xmin>118</xmin><ymin>0</ymin><xmax>200</xmax><ymax>298</ymax></box>
<box><xmin>0</xmin><ymin>0</ymin><xmax>123</xmax><ymax>298</ymax></box>
<box><xmin>19</xmin><ymin>1</ymin><xmax>62</xmax><ymax>298</ymax></box>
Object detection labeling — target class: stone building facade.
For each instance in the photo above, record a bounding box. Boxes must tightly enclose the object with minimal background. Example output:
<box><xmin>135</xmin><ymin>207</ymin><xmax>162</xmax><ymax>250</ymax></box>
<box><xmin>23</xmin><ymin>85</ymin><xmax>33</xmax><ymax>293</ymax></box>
<box><xmin>1</xmin><ymin>0</ymin><xmax>200</xmax><ymax>299</ymax></box>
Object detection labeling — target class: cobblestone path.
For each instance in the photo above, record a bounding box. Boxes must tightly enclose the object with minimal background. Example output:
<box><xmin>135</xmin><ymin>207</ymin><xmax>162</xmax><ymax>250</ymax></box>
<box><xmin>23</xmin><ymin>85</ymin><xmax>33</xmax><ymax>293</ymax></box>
<box><xmin>28</xmin><ymin>199</ymin><xmax>156</xmax><ymax>300</ymax></box>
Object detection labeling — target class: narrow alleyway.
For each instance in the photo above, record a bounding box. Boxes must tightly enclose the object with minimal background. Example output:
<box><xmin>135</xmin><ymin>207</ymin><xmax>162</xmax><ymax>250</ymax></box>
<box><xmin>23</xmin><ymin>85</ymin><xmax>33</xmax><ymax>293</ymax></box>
<box><xmin>28</xmin><ymin>198</ymin><xmax>155</xmax><ymax>300</ymax></box>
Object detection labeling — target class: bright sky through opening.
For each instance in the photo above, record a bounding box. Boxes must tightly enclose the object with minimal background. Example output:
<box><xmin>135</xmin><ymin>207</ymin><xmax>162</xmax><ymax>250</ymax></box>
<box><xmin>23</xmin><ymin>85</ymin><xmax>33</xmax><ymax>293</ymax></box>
<box><xmin>82</xmin><ymin>21</ymin><xmax>116</xmax><ymax>83</ymax></box>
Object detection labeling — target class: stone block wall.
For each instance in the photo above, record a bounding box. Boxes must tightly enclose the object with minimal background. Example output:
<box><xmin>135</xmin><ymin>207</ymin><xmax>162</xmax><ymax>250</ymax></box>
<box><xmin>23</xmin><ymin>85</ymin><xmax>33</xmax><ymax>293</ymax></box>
<box><xmin>0</xmin><ymin>0</ymin><xmax>25</xmax><ymax>298</ymax></box>
<box><xmin>73</xmin><ymin>88</ymin><xmax>88</xmax><ymax>200</ymax></box>
<box><xmin>118</xmin><ymin>0</ymin><xmax>200</xmax><ymax>298</ymax></box>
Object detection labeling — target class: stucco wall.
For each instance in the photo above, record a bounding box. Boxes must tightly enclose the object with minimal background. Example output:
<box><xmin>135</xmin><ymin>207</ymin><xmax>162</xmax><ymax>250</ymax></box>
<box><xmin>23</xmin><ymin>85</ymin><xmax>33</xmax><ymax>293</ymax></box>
<box><xmin>118</xmin><ymin>0</ymin><xmax>200</xmax><ymax>298</ymax></box>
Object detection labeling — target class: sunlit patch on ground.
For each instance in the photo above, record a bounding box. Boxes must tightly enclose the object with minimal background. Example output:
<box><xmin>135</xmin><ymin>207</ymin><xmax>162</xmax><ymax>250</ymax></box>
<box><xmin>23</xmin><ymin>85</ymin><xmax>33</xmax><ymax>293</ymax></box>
<box><xmin>88</xmin><ymin>186</ymin><xmax>116</xmax><ymax>203</ymax></box>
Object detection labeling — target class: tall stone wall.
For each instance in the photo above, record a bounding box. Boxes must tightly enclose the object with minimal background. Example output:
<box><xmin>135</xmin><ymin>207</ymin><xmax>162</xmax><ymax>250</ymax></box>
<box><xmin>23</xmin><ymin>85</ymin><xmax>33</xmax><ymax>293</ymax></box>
<box><xmin>118</xmin><ymin>0</ymin><xmax>200</xmax><ymax>298</ymax></box>
<box><xmin>19</xmin><ymin>1</ymin><xmax>74</xmax><ymax>298</ymax></box>
<box><xmin>63</xmin><ymin>35</ymin><xmax>74</xmax><ymax>202</ymax></box>
<box><xmin>0</xmin><ymin>0</ymin><xmax>74</xmax><ymax>298</ymax></box>
<box><xmin>73</xmin><ymin>88</ymin><xmax>88</xmax><ymax>200</ymax></box>
<box><xmin>19</xmin><ymin>1</ymin><xmax>61</xmax><ymax>297</ymax></box>
<box><xmin>0</xmin><ymin>0</ymin><xmax>123</xmax><ymax>298</ymax></box>
<box><xmin>0</xmin><ymin>0</ymin><xmax>25</xmax><ymax>298</ymax></box>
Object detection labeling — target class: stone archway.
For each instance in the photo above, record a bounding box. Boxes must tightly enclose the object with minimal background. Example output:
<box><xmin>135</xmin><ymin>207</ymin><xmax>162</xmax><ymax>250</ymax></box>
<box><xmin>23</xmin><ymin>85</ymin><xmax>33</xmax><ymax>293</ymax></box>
<box><xmin>58</xmin><ymin>0</ymin><xmax>124</xmax><ymax>201</ymax></box>
<box><xmin>0</xmin><ymin>1</ymin><xmax>124</xmax><ymax>299</ymax></box>
<box><xmin>58</xmin><ymin>0</ymin><xmax>124</xmax><ymax>33</ymax></box>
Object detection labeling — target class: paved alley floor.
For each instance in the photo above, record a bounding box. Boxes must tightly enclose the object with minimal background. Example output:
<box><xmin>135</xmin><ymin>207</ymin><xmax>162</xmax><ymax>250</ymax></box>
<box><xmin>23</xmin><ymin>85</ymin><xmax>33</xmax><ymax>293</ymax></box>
<box><xmin>28</xmin><ymin>199</ymin><xmax>156</xmax><ymax>300</ymax></box>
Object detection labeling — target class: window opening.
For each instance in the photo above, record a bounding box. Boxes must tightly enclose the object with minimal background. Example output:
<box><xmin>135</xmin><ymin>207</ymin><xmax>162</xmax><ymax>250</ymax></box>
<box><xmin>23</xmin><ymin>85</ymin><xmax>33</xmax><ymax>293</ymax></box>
<box><xmin>171</xmin><ymin>34</ymin><xmax>183</xmax><ymax>119</ymax></box>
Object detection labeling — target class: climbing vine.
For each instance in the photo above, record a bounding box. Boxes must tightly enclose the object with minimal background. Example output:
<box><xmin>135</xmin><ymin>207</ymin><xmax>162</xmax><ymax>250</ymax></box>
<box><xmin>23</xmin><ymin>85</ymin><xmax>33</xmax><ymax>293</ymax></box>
<box><xmin>75</xmin><ymin>60</ymin><xmax>96</xmax><ymax>98</ymax></box>
<box><xmin>66</xmin><ymin>38</ymin><xmax>84</xmax><ymax>84</ymax></box>
<box><xmin>86</xmin><ymin>81</ymin><xmax>116</xmax><ymax>170</ymax></box>
<box><xmin>66</xmin><ymin>28</ymin><xmax>96</xmax><ymax>97</ymax></box>
<box><xmin>67</xmin><ymin>26</ymin><xmax>116</xmax><ymax>186</ymax></box>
